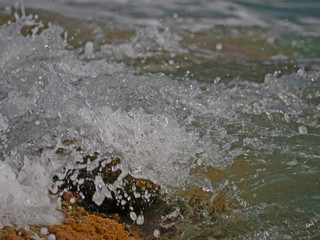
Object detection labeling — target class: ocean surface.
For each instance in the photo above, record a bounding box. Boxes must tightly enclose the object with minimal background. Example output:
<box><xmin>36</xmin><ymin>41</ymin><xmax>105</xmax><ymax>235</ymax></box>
<box><xmin>0</xmin><ymin>0</ymin><xmax>319</xmax><ymax>239</ymax></box>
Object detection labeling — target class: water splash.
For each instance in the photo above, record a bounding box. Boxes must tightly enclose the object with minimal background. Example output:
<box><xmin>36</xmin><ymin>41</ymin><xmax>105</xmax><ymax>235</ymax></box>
<box><xmin>0</xmin><ymin>2</ymin><xmax>319</xmax><ymax>239</ymax></box>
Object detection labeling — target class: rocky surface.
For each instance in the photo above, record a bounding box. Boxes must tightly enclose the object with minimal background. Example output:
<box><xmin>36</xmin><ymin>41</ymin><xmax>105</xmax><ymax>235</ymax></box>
<box><xmin>0</xmin><ymin>201</ymin><xmax>139</xmax><ymax>240</ymax></box>
<box><xmin>53</xmin><ymin>139</ymin><xmax>162</xmax><ymax>217</ymax></box>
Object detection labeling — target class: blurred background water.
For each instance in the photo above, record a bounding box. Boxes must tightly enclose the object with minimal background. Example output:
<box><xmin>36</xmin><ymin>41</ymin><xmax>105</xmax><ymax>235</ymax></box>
<box><xmin>0</xmin><ymin>0</ymin><xmax>319</xmax><ymax>239</ymax></box>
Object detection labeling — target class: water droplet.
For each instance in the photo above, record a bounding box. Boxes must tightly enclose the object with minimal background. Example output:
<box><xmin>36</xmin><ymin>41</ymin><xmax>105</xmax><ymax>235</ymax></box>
<box><xmin>137</xmin><ymin>214</ymin><xmax>144</xmax><ymax>225</ymax></box>
<box><xmin>153</xmin><ymin>229</ymin><xmax>160</xmax><ymax>238</ymax></box>
<box><xmin>298</xmin><ymin>126</ymin><xmax>308</xmax><ymax>134</ymax></box>
<box><xmin>130</xmin><ymin>211</ymin><xmax>137</xmax><ymax>221</ymax></box>
<box><xmin>84</xmin><ymin>41</ymin><xmax>94</xmax><ymax>56</ymax></box>
<box><xmin>284</xmin><ymin>113</ymin><xmax>290</xmax><ymax>123</ymax></box>
<box><xmin>40</xmin><ymin>227</ymin><xmax>48</xmax><ymax>235</ymax></box>
<box><xmin>216</xmin><ymin>43</ymin><xmax>222</xmax><ymax>51</ymax></box>
<box><xmin>297</xmin><ymin>68</ymin><xmax>305</xmax><ymax>76</ymax></box>
<box><xmin>214</xmin><ymin>77</ymin><xmax>221</xmax><ymax>84</ymax></box>
<box><xmin>48</xmin><ymin>234</ymin><xmax>56</xmax><ymax>240</ymax></box>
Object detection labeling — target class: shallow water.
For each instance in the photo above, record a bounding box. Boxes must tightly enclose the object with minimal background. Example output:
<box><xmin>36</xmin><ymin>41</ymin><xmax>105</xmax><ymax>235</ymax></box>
<box><xmin>0</xmin><ymin>0</ymin><xmax>319</xmax><ymax>239</ymax></box>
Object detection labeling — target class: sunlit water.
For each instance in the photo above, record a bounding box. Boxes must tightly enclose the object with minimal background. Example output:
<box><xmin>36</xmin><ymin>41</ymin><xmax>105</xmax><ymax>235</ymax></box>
<box><xmin>0</xmin><ymin>0</ymin><xmax>319</xmax><ymax>239</ymax></box>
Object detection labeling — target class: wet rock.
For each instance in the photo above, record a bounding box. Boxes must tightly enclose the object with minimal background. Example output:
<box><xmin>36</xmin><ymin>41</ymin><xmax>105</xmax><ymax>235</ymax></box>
<box><xmin>0</xmin><ymin>203</ymin><xmax>140</xmax><ymax>240</ymax></box>
<box><xmin>0</xmin><ymin>226</ymin><xmax>30</xmax><ymax>240</ymax></box>
<box><xmin>48</xmin><ymin>214</ymin><xmax>136</xmax><ymax>240</ymax></box>
<box><xmin>53</xmin><ymin>141</ymin><xmax>162</xmax><ymax>216</ymax></box>
<box><xmin>48</xmin><ymin>140</ymin><xmax>181</xmax><ymax>239</ymax></box>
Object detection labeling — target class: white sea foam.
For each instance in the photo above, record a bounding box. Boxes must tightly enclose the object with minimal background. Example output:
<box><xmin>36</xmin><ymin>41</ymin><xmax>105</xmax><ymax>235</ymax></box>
<box><xmin>0</xmin><ymin>161</ymin><xmax>63</xmax><ymax>228</ymax></box>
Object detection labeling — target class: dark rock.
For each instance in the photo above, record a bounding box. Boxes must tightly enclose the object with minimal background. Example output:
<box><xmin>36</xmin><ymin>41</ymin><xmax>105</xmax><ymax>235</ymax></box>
<box><xmin>52</xmin><ymin>141</ymin><xmax>162</xmax><ymax>216</ymax></box>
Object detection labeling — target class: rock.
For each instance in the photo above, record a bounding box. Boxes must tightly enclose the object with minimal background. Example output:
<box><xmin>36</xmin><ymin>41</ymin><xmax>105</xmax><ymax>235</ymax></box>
<box><xmin>48</xmin><ymin>215</ymin><xmax>136</xmax><ymax>240</ymax></box>
<box><xmin>0</xmin><ymin>226</ymin><xmax>30</xmax><ymax>240</ymax></box>
<box><xmin>0</xmin><ymin>203</ymin><xmax>140</xmax><ymax>240</ymax></box>
<box><xmin>53</xmin><ymin>140</ymin><xmax>162</xmax><ymax>215</ymax></box>
<box><xmin>50</xmin><ymin>140</ymin><xmax>179</xmax><ymax>238</ymax></box>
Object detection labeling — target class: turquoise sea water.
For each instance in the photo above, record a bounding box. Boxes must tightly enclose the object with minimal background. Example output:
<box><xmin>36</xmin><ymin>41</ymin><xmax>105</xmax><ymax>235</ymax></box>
<box><xmin>0</xmin><ymin>0</ymin><xmax>319</xmax><ymax>239</ymax></box>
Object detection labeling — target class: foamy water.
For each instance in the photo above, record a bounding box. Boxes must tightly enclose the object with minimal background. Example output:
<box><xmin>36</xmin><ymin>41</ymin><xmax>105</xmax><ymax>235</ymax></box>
<box><xmin>0</xmin><ymin>0</ymin><xmax>319</xmax><ymax>239</ymax></box>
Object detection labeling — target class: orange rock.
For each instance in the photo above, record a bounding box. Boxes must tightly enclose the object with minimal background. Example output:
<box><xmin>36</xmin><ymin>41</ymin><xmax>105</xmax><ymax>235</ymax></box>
<box><xmin>48</xmin><ymin>215</ymin><xmax>138</xmax><ymax>240</ymax></box>
<box><xmin>0</xmin><ymin>203</ymin><xmax>140</xmax><ymax>240</ymax></box>
<box><xmin>0</xmin><ymin>226</ymin><xmax>28</xmax><ymax>240</ymax></box>
<box><xmin>3</xmin><ymin>234</ymin><xmax>18</xmax><ymax>240</ymax></box>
